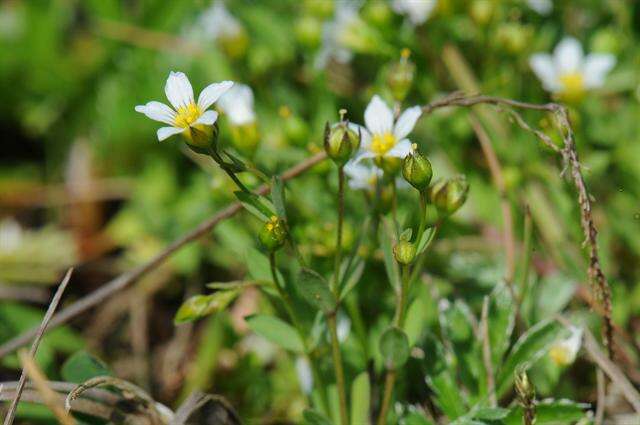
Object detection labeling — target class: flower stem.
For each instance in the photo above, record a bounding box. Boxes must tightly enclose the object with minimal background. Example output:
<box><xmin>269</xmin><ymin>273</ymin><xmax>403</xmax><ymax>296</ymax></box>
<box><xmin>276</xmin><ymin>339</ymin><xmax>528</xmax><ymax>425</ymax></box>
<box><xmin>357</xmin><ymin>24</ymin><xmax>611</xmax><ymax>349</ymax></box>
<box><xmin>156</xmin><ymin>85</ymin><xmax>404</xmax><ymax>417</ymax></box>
<box><xmin>328</xmin><ymin>313</ymin><xmax>349</xmax><ymax>425</ymax></box>
<box><xmin>377</xmin><ymin>370</ymin><xmax>397</xmax><ymax>425</ymax></box>
<box><xmin>208</xmin><ymin>148</ymin><xmax>252</xmax><ymax>193</ymax></box>
<box><xmin>268</xmin><ymin>252</ymin><xmax>330</xmax><ymax>414</ymax></box>
<box><xmin>333</xmin><ymin>166</ymin><xmax>345</xmax><ymax>293</ymax></box>
<box><xmin>415</xmin><ymin>191</ymin><xmax>427</xmax><ymax>246</ymax></box>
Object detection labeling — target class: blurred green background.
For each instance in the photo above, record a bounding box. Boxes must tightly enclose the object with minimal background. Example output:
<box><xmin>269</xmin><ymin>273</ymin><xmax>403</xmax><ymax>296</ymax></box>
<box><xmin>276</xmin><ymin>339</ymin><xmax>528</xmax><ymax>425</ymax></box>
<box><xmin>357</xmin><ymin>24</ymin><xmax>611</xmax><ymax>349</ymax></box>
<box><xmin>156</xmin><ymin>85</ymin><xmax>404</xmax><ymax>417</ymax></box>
<box><xmin>1</xmin><ymin>0</ymin><xmax>639</xmax><ymax>422</ymax></box>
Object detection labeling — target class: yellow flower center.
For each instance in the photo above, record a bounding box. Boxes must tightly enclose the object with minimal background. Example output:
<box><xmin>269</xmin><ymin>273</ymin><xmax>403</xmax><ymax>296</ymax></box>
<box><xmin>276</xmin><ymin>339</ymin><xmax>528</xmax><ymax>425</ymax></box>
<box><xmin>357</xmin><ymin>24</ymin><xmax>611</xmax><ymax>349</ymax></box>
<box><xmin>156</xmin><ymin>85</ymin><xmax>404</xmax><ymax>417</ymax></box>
<box><xmin>174</xmin><ymin>103</ymin><xmax>202</xmax><ymax>128</ymax></box>
<box><xmin>371</xmin><ymin>132</ymin><xmax>397</xmax><ymax>155</ymax></box>
<box><xmin>558</xmin><ymin>73</ymin><xmax>585</xmax><ymax>103</ymax></box>
<box><xmin>549</xmin><ymin>345</ymin><xmax>571</xmax><ymax>366</ymax></box>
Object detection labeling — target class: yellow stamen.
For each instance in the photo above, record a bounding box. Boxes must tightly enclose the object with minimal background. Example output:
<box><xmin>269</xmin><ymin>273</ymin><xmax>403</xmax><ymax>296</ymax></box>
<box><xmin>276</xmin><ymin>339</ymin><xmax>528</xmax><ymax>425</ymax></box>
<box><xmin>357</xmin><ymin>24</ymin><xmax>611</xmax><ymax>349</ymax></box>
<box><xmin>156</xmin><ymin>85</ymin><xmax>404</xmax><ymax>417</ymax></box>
<box><xmin>278</xmin><ymin>105</ymin><xmax>291</xmax><ymax>119</ymax></box>
<box><xmin>558</xmin><ymin>73</ymin><xmax>586</xmax><ymax>103</ymax></box>
<box><xmin>174</xmin><ymin>103</ymin><xmax>201</xmax><ymax>128</ymax></box>
<box><xmin>401</xmin><ymin>48</ymin><xmax>411</xmax><ymax>61</ymax></box>
<box><xmin>371</xmin><ymin>132</ymin><xmax>397</xmax><ymax>155</ymax></box>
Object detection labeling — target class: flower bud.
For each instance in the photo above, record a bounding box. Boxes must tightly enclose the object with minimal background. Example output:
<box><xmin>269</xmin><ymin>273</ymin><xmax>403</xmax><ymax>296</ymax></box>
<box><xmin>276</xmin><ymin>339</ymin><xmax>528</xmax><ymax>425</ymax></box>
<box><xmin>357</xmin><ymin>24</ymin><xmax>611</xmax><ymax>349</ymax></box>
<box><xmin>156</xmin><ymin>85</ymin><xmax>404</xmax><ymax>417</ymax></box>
<box><xmin>514</xmin><ymin>369</ymin><xmax>535</xmax><ymax>404</ymax></box>
<box><xmin>324</xmin><ymin>115</ymin><xmax>360</xmax><ymax>166</ymax></box>
<box><xmin>387</xmin><ymin>49</ymin><xmax>415</xmax><ymax>102</ymax></box>
<box><xmin>402</xmin><ymin>145</ymin><xmax>432</xmax><ymax>191</ymax></box>
<box><xmin>259</xmin><ymin>216</ymin><xmax>287</xmax><ymax>252</ymax></box>
<box><xmin>430</xmin><ymin>176</ymin><xmax>469</xmax><ymax>216</ymax></box>
<box><xmin>393</xmin><ymin>240</ymin><xmax>416</xmax><ymax>265</ymax></box>
<box><xmin>184</xmin><ymin>123</ymin><xmax>219</xmax><ymax>154</ymax></box>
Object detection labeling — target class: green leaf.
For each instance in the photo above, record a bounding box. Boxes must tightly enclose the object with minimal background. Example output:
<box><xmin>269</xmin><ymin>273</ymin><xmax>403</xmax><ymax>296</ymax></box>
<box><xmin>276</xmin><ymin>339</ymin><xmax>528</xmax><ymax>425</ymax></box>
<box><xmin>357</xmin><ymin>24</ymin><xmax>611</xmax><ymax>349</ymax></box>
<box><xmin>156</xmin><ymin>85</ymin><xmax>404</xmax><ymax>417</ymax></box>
<box><xmin>271</xmin><ymin>176</ymin><xmax>287</xmax><ymax>220</ymax></box>
<box><xmin>234</xmin><ymin>191</ymin><xmax>276</xmax><ymax>221</ymax></box>
<box><xmin>61</xmin><ymin>351</ymin><xmax>111</xmax><ymax>384</ymax></box>
<box><xmin>339</xmin><ymin>258</ymin><xmax>365</xmax><ymax>301</ymax></box>
<box><xmin>380</xmin><ymin>219</ymin><xmax>400</xmax><ymax>291</ymax></box>
<box><xmin>246</xmin><ymin>314</ymin><xmax>304</xmax><ymax>352</ymax></box>
<box><xmin>174</xmin><ymin>290</ymin><xmax>239</xmax><ymax>324</ymax></box>
<box><xmin>350</xmin><ymin>372</ymin><xmax>370</xmax><ymax>425</ymax></box>
<box><xmin>488</xmin><ymin>282</ymin><xmax>516</xmax><ymax>366</ymax></box>
<box><xmin>404</xmin><ymin>298</ymin><xmax>426</xmax><ymax>346</ymax></box>
<box><xmin>302</xmin><ymin>409</ymin><xmax>333</xmax><ymax>425</ymax></box>
<box><xmin>379</xmin><ymin>326</ymin><xmax>410</xmax><ymax>369</ymax></box>
<box><xmin>504</xmin><ymin>399</ymin><xmax>588</xmax><ymax>424</ymax></box>
<box><xmin>296</xmin><ymin>268</ymin><xmax>336</xmax><ymax>314</ymax></box>
<box><xmin>427</xmin><ymin>370</ymin><xmax>467</xmax><ymax>420</ymax></box>
<box><xmin>400</xmin><ymin>227</ymin><xmax>413</xmax><ymax>241</ymax></box>
<box><xmin>473</xmin><ymin>407</ymin><xmax>510</xmax><ymax>420</ymax></box>
<box><xmin>416</xmin><ymin>227</ymin><xmax>435</xmax><ymax>254</ymax></box>
<box><xmin>206</xmin><ymin>280</ymin><xmax>268</xmax><ymax>289</ymax></box>
<box><xmin>496</xmin><ymin>319</ymin><xmax>568</xmax><ymax>396</ymax></box>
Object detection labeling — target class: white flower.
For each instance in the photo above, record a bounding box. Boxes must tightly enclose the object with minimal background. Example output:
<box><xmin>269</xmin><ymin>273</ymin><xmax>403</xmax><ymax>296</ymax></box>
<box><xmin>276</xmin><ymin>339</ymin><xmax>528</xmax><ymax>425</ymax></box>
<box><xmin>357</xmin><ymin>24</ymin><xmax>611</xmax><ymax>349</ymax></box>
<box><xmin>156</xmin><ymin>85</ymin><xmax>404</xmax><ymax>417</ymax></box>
<box><xmin>315</xmin><ymin>2</ymin><xmax>359</xmax><ymax>68</ymax></box>
<box><xmin>0</xmin><ymin>218</ymin><xmax>23</xmax><ymax>253</ymax></box>
<box><xmin>549</xmin><ymin>326</ymin><xmax>582</xmax><ymax>366</ymax></box>
<box><xmin>529</xmin><ymin>37</ymin><xmax>615</xmax><ymax>101</ymax></box>
<box><xmin>217</xmin><ymin>84</ymin><xmax>255</xmax><ymax>126</ymax></box>
<box><xmin>392</xmin><ymin>0</ymin><xmax>437</xmax><ymax>26</ymax></box>
<box><xmin>353</xmin><ymin>95</ymin><xmax>422</xmax><ymax>162</ymax></box>
<box><xmin>527</xmin><ymin>0</ymin><xmax>553</xmax><ymax>15</ymax></box>
<box><xmin>197</xmin><ymin>1</ymin><xmax>242</xmax><ymax>41</ymax></box>
<box><xmin>337</xmin><ymin>313</ymin><xmax>351</xmax><ymax>342</ymax></box>
<box><xmin>295</xmin><ymin>356</ymin><xmax>313</xmax><ymax>394</ymax></box>
<box><xmin>135</xmin><ymin>71</ymin><xmax>233</xmax><ymax>142</ymax></box>
<box><xmin>345</xmin><ymin>160</ymin><xmax>382</xmax><ymax>190</ymax></box>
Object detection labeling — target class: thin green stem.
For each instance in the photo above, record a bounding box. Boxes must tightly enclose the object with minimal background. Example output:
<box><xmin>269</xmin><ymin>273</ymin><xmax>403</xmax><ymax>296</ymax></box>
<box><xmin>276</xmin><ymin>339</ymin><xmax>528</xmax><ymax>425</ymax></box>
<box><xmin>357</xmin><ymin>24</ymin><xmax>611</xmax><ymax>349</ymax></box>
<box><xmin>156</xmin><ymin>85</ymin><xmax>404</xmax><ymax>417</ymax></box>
<box><xmin>208</xmin><ymin>148</ymin><xmax>251</xmax><ymax>193</ymax></box>
<box><xmin>377</xmin><ymin>370</ymin><xmax>397</xmax><ymax>425</ymax></box>
<box><xmin>333</xmin><ymin>166</ymin><xmax>345</xmax><ymax>294</ymax></box>
<box><xmin>391</xmin><ymin>181</ymin><xmax>399</xmax><ymax>237</ymax></box>
<box><xmin>268</xmin><ymin>253</ymin><xmax>329</xmax><ymax>414</ymax></box>
<box><xmin>408</xmin><ymin>221</ymin><xmax>441</xmax><ymax>285</ymax></box>
<box><xmin>415</xmin><ymin>191</ymin><xmax>427</xmax><ymax>246</ymax></box>
<box><xmin>396</xmin><ymin>265</ymin><xmax>411</xmax><ymax>328</ymax></box>
<box><xmin>328</xmin><ymin>313</ymin><xmax>349</xmax><ymax>425</ymax></box>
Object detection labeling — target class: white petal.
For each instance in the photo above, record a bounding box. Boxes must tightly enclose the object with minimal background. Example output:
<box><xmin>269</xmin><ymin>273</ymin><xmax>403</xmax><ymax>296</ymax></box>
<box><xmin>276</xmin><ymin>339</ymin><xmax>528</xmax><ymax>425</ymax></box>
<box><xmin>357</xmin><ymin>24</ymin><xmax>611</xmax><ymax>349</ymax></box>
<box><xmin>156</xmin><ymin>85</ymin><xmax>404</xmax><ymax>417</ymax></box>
<box><xmin>164</xmin><ymin>71</ymin><xmax>194</xmax><ymax>110</ymax></box>
<box><xmin>198</xmin><ymin>80</ymin><xmax>234</xmax><ymax>110</ymax></box>
<box><xmin>386</xmin><ymin>138</ymin><xmax>412</xmax><ymax>158</ymax></box>
<box><xmin>529</xmin><ymin>54</ymin><xmax>560</xmax><ymax>92</ymax></box>
<box><xmin>135</xmin><ymin>101</ymin><xmax>176</xmax><ymax>125</ymax></box>
<box><xmin>554</xmin><ymin>37</ymin><xmax>584</xmax><ymax>75</ymax></box>
<box><xmin>394</xmin><ymin>106</ymin><xmax>422</xmax><ymax>140</ymax></box>
<box><xmin>157</xmin><ymin>126</ymin><xmax>184</xmax><ymax>142</ymax></box>
<box><xmin>295</xmin><ymin>357</ymin><xmax>313</xmax><ymax>394</ymax></box>
<box><xmin>348</xmin><ymin>123</ymin><xmax>371</xmax><ymax>148</ymax></box>
<box><xmin>353</xmin><ymin>150</ymin><xmax>376</xmax><ymax>163</ymax></box>
<box><xmin>192</xmin><ymin>110</ymin><xmax>219</xmax><ymax>126</ymax></box>
<box><xmin>583</xmin><ymin>54</ymin><xmax>616</xmax><ymax>89</ymax></box>
<box><xmin>364</xmin><ymin>95</ymin><xmax>394</xmax><ymax>135</ymax></box>
<box><xmin>527</xmin><ymin>0</ymin><xmax>552</xmax><ymax>15</ymax></box>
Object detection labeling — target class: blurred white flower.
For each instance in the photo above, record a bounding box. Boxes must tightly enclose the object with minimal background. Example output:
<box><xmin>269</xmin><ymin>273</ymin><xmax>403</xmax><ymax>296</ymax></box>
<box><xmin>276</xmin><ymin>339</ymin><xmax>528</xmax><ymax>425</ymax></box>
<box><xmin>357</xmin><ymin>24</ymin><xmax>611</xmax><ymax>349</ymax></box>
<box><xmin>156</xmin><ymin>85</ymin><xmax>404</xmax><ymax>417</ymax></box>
<box><xmin>295</xmin><ymin>356</ymin><xmax>313</xmax><ymax>394</ymax></box>
<box><xmin>315</xmin><ymin>2</ymin><xmax>360</xmax><ymax>68</ymax></box>
<box><xmin>197</xmin><ymin>1</ymin><xmax>243</xmax><ymax>41</ymax></box>
<box><xmin>549</xmin><ymin>326</ymin><xmax>583</xmax><ymax>366</ymax></box>
<box><xmin>529</xmin><ymin>37</ymin><xmax>615</xmax><ymax>102</ymax></box>
<box><xmin>337</xmin><ymin>313</ymin><xmax>351</xmax><ymax>342</ymax></box>
<box><xmin>392</xmin><ymin>0</ymin><xmax>437</xmax><ymax>25</ymax></box>
<box><xmin>353</xmin><ymin>95</ymin><xmax>422</xmax><ymax>162</ymax></box>
<box><xmin>527</xmin><ymin>0</ymin><xmax>553</xmax><ymax>15</ymax></box>
<box><xmin>0</xmin><ymin>218</ymin><xmax>23</xmax><ymax>253</ymax></box>
<box><xmin>135</xmin><ymin>71</ymin><xmax>233</xmax><ymax>142</ymax></box>
<box><xmin>217</xmin><ymin>84</ymin><xmax>256</xmax><ymax>126</ymax></box>
<box><xmin>345</xmin><ymin>160</ymin><xmax>382</xmax><ymax>190</ymax></box>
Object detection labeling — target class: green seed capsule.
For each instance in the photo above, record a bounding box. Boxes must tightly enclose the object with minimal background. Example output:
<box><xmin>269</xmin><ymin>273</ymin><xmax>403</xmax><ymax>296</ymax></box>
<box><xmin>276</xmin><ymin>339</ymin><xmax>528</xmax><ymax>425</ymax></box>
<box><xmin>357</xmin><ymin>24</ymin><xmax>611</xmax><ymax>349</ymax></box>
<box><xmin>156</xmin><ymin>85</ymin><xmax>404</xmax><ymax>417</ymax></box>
<box><xmin>430</xmin><ymin>176</ymin><xmax>469</xmax><ymax>216</ymax></box>
<box><xmin>259</xmin><ymin>216</ymin><xmax>287</xmax><ymax>252</ymax></box>
<box><xmin>387</xmin><ymin>49</ymin><xmax>415</xmax><ymax>102</ymax></box>
<box><xmin>393</xmin><ymin>240</ymin><xmax>416</xmax><ymax>265</ymax></box>
<box><xmin>402</xmin><ymin>147</ymin><xmax>433</xmax><ymax>191</ymax></box>
<box><xmin>324</xmin><ymin>118</ymin><xmax>360</xmax><ymax>166</ymax></box>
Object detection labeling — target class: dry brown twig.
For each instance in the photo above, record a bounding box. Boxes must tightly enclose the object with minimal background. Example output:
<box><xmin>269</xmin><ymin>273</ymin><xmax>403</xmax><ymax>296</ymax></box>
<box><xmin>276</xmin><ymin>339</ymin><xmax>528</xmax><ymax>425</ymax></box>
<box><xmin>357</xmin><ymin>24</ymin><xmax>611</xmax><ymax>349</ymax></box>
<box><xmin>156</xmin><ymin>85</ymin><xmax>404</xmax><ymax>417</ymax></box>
<box><xmin>3</xmin><ymin>268</ymin><xmax>73</xmax><ymax>425</ymax></box>
<box><xmin>423</xmin><ymin>92</ymin><xmax>615</xmax><ymax>359</ymax></box>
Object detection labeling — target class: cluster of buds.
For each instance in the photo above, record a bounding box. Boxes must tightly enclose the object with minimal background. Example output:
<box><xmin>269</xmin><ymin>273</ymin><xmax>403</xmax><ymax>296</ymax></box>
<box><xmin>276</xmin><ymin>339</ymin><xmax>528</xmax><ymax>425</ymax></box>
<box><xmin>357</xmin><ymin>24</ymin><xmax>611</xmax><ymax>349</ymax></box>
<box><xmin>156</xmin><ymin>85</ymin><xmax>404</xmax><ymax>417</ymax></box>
<box><xmin>402</xmin><ymin>144</ymin><xmax>432</xmax><ymax>191</ymax></box>
<box><xmin>429</xmin><ymin>175</ymin><xmax>469</xmax><ymax>216</ymax></box>
<box><xmin>514</xmin><ymin>369</ymin><xmax>536</xmax><ymax>425</ymax></box>
<box><xmin>259</xmin><ymin>216</ymin><xmax>287</xmax><ymax>252</ymax></box>
<box><xmin>324</xmin><ymin>110</ymin><xmax>361</xmax><ymax>166</ymax></box>
<box><xmin>387</xmin><ymin>49</ymin><xmax>416</xmax><ymax>102</ymax></box>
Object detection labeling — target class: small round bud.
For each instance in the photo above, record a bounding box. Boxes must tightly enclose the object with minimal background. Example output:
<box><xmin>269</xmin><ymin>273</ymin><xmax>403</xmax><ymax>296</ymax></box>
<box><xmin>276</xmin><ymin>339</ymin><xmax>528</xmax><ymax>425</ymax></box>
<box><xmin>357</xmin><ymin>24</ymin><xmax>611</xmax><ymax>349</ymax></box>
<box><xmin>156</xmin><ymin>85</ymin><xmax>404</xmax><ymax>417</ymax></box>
<box><xmin>324</xmin><ymin>117</ymin><xmax>360</xmax><ymax>166</ymax></box>
<box><xmin>430</xmin><ymin>176</ymin><xmax>469</xmax><ymax>216</ymax></box>
<box><xmin>402</xmin><ymin>145</ymin><xmax>433</xmax><ymax>191</ymax></box>
<box><xmin>259</xmin><ymin>216</ymin><xmax>287</xmax><ymax>252</ymax></box>
<box><xmin>393</xmin><ymin>240</ymin><xmax>416</xmax><ymax>265</ymax></box>
<box><xmin>184</xmin><ymin>123</ymin><xmax>219</xmax><ymax>154</ymax></box>
<box><xmin>387</xmin><ymin>49</ymin><xmax>415</xmax><ymax>102</ymax></box>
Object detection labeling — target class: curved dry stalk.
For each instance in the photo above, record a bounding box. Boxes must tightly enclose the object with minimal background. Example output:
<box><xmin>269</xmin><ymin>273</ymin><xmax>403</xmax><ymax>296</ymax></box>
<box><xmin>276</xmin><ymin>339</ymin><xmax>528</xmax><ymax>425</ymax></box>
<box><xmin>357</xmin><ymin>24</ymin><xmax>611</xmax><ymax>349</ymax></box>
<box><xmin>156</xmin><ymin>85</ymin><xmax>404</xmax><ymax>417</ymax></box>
<box><xmin>0</xmin><ymin>153</ymin><xmax>326</xmax><ymax>359</ymax></box>
<box><xmin>423</xmin><ymin>92</ymin><xmax>615</xmax><ymax>359</ymax></box>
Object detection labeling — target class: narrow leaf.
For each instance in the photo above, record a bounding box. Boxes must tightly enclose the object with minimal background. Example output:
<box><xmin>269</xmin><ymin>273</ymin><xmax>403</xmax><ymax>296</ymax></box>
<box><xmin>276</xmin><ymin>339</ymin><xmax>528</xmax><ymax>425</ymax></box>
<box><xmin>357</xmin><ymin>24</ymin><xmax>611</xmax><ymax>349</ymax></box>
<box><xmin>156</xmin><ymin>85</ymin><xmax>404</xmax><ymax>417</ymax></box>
<box><xmin>271</xmin><ymin>176</ymin><xmax>287</xmax><ymax>220</ymax></box>
<box><xmin>427</xmin><ymin>370</ymin><xmax>467</xmax><ymax>420</ymax></box>
<box><xmin>234</xmin><ymin>191</ymin><xmax>276</xmax><ymax>221</ymax></box>
<box><xmin>246</xmin><ymin>314</ymin><xmax>304</xmax><ymax>352</ymax></box>
<box><xmin>296</xmin><ymin>268</ymin><xmax>336</xmax><ymax>313</ymax></box>
<box><xmin>174</xmin><ymin>290</ymin><xmax>239</xmax><ymax>324</ymax></box>
<box><xmin>61</xmin><ymin>351</ymin><xmax>111</xmax><ymax>384</ymax></box>
<box><xmin>350</xmin><ymin>372</ymin><xmax>371</xmax><ymax>425</ymax></box>
<box><xmin>404</xmin><ymin>298</ymin><xmax>426</xmax><ymax>346</ymax></box>
<box><xmin>380</xmin><ymin>219</ymin><xmax>400</xmax><ymax>291</ymax></box>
